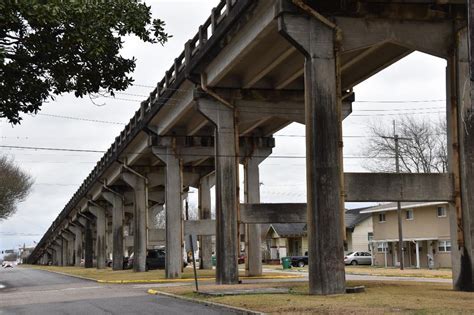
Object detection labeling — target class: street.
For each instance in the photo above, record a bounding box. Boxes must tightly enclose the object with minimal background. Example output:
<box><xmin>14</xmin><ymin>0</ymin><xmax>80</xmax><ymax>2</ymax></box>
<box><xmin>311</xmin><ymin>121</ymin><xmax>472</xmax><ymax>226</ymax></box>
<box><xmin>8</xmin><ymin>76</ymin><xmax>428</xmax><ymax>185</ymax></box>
<box><xmin>0</xmin><ymin>267</ymin><xmax>240</xmax><ymax>315</ymax></box>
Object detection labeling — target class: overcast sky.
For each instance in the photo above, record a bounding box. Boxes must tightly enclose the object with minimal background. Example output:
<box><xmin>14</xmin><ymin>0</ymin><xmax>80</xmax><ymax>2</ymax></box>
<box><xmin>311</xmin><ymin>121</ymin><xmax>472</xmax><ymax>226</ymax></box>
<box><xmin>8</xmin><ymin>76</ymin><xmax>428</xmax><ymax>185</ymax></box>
<box><xmin>0</xmin><ymin>0</ymin><xmax>447</xmax><ymax>251</ymax></box>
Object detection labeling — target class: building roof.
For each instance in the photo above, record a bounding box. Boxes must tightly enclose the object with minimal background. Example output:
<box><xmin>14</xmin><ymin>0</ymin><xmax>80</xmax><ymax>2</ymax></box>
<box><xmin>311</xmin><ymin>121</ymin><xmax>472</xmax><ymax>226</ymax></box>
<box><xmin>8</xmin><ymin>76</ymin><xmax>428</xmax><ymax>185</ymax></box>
<box><xmin>266</xmin><ymin>208</ymin><xmax>372</xmax><ymax>237</ymax></box>
<box><xmin>359</xmin><ymin>202</ymin><xmax>448</xmax><ymax>214</ymax></box>
<box><xmin>345</xmin><ymin>207</ymin><xmax>372</xmax><ymax>230</ymax></box>
<box><xmin>268</xmin><ymin>223</ymin><xmax>307</xmax><ymax>238</ymax></box>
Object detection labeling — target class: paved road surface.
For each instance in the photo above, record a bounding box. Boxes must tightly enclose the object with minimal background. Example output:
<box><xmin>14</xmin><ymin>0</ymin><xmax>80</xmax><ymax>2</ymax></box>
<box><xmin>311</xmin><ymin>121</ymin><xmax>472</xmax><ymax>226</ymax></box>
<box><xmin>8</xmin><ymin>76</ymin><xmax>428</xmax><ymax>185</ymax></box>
<box><xmin>0</xmin><ymin>267</ymin><xmax>240</xmax><ymax>315</ymax></box>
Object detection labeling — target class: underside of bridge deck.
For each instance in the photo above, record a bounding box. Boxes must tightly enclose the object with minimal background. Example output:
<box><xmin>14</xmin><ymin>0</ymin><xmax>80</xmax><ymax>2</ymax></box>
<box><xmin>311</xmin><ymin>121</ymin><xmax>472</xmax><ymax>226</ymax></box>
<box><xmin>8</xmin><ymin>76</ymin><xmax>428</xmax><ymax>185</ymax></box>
<box><xmin>29</xmin><ymin>0</ymin><xmax>474</xmax><ymax>295</ymax></box>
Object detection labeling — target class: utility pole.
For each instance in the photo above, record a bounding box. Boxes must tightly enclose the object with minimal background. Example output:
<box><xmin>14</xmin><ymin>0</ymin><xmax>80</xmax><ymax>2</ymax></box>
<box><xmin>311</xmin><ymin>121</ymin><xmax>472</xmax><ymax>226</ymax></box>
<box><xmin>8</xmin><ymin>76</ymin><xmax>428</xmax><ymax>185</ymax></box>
<box><xmin>382</xmin><ymin>121</ymin><xmax>412</xmax><ymax>270</ymax></box>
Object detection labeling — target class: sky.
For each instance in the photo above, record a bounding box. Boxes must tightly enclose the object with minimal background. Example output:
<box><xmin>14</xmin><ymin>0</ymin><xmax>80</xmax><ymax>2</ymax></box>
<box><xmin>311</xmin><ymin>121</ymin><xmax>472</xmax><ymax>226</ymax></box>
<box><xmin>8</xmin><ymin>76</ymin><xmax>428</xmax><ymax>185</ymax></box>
<box><xmin>0</xmin><ymin>0</ymin><xmax>447</xmax><ymax>251</ymax></box>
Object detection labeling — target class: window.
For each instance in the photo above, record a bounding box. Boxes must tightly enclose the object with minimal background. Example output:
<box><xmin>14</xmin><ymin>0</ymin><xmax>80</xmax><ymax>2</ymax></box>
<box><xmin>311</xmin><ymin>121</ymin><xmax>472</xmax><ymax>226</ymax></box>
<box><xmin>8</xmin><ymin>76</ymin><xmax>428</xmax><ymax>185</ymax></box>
<box><xmin>379</xmin><ymin>213</ymin><xmax>386</xmax><ymax>223</ymax></box>
<box><xmin>437</xmin><ymin>206</ymin><xmax>447</xmax><ymax>218</ymax></box>
<box><xmin>377</xmin><ymin>242</ymin><xmax>388</xmax><ymax>253</ymax></box>
<box><xmin>438</xmin><ymin>240</ymin><xmax>452</xmax><ymax>252</ymax></box>
<box><xmin>406</xmin><ymin>209</ymin><xmax>414</xmax><ymax>220</ymax></box>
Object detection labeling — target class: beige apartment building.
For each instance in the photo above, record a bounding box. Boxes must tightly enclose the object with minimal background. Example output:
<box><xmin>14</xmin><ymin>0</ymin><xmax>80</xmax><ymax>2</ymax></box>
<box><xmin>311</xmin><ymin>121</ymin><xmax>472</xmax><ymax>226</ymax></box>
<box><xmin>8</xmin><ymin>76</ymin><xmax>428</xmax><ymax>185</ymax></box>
<box><xmin>361</xmin><ymin>202</ymin><xmax>452</xmax><ymax>269</ymax></box>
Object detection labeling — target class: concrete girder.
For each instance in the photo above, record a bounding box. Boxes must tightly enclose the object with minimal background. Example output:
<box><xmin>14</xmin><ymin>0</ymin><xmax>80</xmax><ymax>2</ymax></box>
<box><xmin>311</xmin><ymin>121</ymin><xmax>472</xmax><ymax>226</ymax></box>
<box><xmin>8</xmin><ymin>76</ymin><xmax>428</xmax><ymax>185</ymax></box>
<box><xmin>152</xmin><ymin>146</ymin><xmax>184</xmax><ymax>279</ymax></box>
<box><xmin>121</xmin><ymin>170</ymin><xmax>148</xmax><ymax>272</ymax></box>
<box><xmin>279</xmin><ymin>12</ymin><xmax>346</xmax><ymax>295</ymax></box>
<box><xmin>336</xmin><ymin>17</ymin><xmax>453</xmax><ymax>58</ymax></box>
<box><xmin>102</xmin><ymin>190</ymin><xmax>125</xmax><ymax>271</ymax></box>
<box><xmin>344</xmin><ymin>173</ymin><xmax>454</xmax><ymax>202</ymax></box>
<box><xmin>196</xmin><ymin>97</ymin><xmax>240</xmax><ymax>285</ymax></box>
<box><xmin>204</xmin><ymin>0</ymin><xmax>275</xmax><ymax>86</ymax></box>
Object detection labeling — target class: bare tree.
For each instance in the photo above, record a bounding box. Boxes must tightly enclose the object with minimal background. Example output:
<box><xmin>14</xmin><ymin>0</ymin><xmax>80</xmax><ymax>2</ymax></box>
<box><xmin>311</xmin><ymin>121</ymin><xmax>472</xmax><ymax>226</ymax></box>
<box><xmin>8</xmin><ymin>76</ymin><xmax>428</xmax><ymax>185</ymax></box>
<box><xmin>0</xmin><ymin>156</ymin><xmax>33</xmax><ymax>220</ymax></box>
<box><xmin>363</xmin><ymin>116</ymin><xmax>447</xmax><ymax>173</ymax></box>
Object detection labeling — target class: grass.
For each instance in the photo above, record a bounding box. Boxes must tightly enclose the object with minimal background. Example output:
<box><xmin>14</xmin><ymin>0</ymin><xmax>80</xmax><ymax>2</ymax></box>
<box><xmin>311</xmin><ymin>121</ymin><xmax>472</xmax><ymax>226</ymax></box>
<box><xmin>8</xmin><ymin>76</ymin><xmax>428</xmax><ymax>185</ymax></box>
<box><xmin>265</xmin><ymin>264</ymin><xmax>453</xmax><ymax>279</ymax></box>
<box><xmin>23</xmin><ymin>265</ymin><xmax>290</xmax><ymax>282</ymax></box>
<box><xmin>157</xmin><ymin>280</ymin><xmax>474</xmax><ymax>314</ymax></box>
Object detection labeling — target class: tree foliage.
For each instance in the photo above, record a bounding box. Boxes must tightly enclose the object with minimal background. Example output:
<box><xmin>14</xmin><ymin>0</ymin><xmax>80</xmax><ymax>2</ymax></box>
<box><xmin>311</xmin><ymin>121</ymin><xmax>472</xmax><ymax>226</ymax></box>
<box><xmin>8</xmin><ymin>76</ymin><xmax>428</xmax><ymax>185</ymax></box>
<box><xmin>0</xmin><ymin>156</ymin><xmax>33</xmax><ymax>220</ymax></box>
<box><xmin>363</xmin><ymin>116</ymin><xmax>447</xmax><ymax>173</ymax></box>
<box><xmin>0</xmin><ymin>0</ymin><xmax>170</xmax><ymax>124</ymax></box>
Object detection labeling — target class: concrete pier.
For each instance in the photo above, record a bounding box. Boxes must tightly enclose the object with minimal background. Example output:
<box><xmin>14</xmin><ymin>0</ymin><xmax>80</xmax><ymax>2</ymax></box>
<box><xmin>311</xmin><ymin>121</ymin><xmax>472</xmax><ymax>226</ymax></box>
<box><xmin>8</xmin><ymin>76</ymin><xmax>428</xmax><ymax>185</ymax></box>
<box><xmin>122</xmin><ymin>170</ymin><xmax>148</xmax><ymax>272</ymax></box>
<box><xmin>102</xmin><ymin>191</ymin><xmax>125</xmax><ymax>270</ymax></box>
<box><xmin>89</xmin><ymin>205</ymin><xmax>107</xmax><ymax>269</ymax></box>
<box><xmin>153</xmin><ymin>147</ymin><xmax>184</xmax><ymax>279</ymax></box>
<box><xmin>279</xmin><ymin>13</ymin><xmax>346</xmax><ymax>294</ymax></box>
<box><xmin>197</xmin><ymin>98</ymin><xmax>239</xmax><ymax>285</ymax></box>
<box><xmin>199</xmin><ymin>175</ymin><xmax>213</xmax><ymax>270</ymax></box>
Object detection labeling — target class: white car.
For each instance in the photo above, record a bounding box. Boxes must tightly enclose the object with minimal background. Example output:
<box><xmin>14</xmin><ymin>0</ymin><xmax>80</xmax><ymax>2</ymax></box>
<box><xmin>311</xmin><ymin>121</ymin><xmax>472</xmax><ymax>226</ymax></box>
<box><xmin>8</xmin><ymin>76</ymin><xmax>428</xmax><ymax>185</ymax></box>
<box><xmin>2</xmin><ymin>261</ymin><xmax>14</xmax><ymax>268</ymax></box>
<box><xmin>344</xmin><ymin>251</ymin><xmax>372</xmax><ymax>265</ymax></box>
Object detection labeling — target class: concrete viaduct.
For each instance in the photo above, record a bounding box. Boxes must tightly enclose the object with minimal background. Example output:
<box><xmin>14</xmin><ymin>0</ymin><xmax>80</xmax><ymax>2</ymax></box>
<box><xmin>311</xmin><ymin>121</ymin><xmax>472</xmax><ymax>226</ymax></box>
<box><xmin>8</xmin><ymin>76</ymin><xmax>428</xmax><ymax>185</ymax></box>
<box><xmin>28</xmin><ymin>0</ymin><xmax>474</xmax><ymax>295</ymax></box>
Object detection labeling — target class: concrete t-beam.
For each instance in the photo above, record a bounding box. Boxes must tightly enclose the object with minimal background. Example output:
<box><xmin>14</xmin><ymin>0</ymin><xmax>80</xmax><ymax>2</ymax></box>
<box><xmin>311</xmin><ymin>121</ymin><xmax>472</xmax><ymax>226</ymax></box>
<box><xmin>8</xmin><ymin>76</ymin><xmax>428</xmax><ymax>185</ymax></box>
<box><xmin>279</xmin><ymin>11</ymin><xmax>346</xmax><ymax>295</ymax></box>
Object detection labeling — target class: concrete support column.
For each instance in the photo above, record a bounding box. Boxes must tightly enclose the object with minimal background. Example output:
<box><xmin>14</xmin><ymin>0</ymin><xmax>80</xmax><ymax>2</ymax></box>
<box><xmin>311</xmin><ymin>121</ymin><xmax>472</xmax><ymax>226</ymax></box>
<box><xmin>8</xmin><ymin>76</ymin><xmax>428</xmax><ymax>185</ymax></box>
<box><xmin>153</xmin><ymin>147</ymin><xmax>183</xmax><ymax>279</ymax></box>
<box><xmin>52</xmin><ymin>244</ymin><xmax>60</xmax><ymax>265</ymax></box>
<box><xmin>243</xmin><ymin>149</ymin><xmax>269</xmax><ymax>276</ymax></box>
<box><xmin>89</xmin><ymin>205</ymin><xmax>107</xmax><ymax>269</ymax></box>
<box><xmin>199</xmin><ymin>175</ymin><xmax>213</xmax><ymax>270</ymax></box>
<box><xmin>60</xmin><ymin>236</ymin><xmax>68</xmax><ymax>266</ymax></box>
<box><xmin>197</xmin><ymin>98</ymin><xmax>239</xmax><ymax>285</ymax></box>
<box><xmin>447</xmin><ymin>26</ymin><xmax>474</xmax><ymax>291</ymax></box>
<box><xmin>62</xmin><ymin>232</ymin><xmax>75</xmax><ymax>266</ymax></box>
<box><xmin>122</xmin><ymin>171</ymin><xmax>148</xmax><ymax>272</ymax></box>
<box><xmin>103</xmin><ymin>191</ymin><xmax>125</xmax><ymax>271</ymax></box>
<box><xmin>279</xmin><ymin>13</ymin><xmax>346</xmax><ymax>294</ymax></box>
<box><xmin>83</xmin><ymin>218</ymin><xmax>93</xmax><ymax>268</ymax></box>
<box><xmin>70</xmin><ymin>225</ymin><xmax>83</xmax><ymax>267</ymax></box>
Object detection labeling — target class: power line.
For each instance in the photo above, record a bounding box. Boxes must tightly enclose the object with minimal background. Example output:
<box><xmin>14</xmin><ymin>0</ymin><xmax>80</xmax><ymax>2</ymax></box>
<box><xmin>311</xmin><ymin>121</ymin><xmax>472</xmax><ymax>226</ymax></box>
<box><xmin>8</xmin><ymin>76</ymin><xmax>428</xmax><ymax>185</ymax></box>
<box><xmin>36</xmin><ymin>113</ymin><xmax>125</xmax><ymax>125</ymax></box>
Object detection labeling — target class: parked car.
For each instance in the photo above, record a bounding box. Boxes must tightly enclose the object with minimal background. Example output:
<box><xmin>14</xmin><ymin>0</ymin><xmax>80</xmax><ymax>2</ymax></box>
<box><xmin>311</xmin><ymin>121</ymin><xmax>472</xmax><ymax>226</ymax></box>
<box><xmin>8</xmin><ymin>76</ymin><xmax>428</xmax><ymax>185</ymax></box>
<box><xmin>106</xmin><ymin>257</ymin><xmax>129</xmax><ymax>269</ymax></box>
<box><xmin>127</xmin><ymin>249</ymin><xmax>188</xmax><ymax>271</ymax></box>
<box><xmin>344</xmin><ymin>251</ymin><xmax>372</xmax><ymax>265</ymax></box>
<box><xmin>289</xmin><ymin>252</ymin><xmax>308</xmax><ymax>267</ymax></box>
<box><xmin>2</xmin><ymin>261</ymin><xmax>14</xmax><ymax>268</ymax></box>
<box><xmin>238</xmin><ymin>253</ymin><xmax>246</xmax><ymax>264</ymax></box>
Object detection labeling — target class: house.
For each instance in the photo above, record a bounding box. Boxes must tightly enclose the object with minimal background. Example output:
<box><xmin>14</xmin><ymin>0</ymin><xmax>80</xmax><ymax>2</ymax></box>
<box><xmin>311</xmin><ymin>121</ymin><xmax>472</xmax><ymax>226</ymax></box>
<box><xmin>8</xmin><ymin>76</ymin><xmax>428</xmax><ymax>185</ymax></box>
<box><xmin>360</xmin><ymin>202</ymin><xmax>451</xmax><ymax>269</ymax></box>
<box><xmin>264</xmin><ymin>208</ymin><xmax>373</xmax><ymax>261</ymax></box>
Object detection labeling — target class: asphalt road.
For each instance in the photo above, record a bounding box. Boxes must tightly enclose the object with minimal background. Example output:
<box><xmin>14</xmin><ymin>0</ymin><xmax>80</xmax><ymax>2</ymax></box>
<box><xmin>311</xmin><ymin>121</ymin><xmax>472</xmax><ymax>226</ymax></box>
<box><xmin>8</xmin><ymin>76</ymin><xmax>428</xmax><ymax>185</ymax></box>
<box><xmin>0</xmin><ymin>267</ymin><xmax>241</xmax><ymax>315</ymax></box>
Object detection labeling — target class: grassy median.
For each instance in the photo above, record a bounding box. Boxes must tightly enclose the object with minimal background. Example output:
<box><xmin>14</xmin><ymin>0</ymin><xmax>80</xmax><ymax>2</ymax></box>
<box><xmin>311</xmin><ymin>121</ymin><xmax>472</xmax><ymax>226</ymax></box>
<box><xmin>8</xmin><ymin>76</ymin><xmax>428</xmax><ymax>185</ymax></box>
<box><xmin>156</xmin><ymin>280</ymin><xmax>473</xmax><ymax>314</ymax></box>
<box><xmin>266</xmin><ymin>264</ymin><xmax>453</xmax><ymax>279</ymax></box>
<box><xmin>23</xmin><ymin>265</ymin><xmax>296</xmax><ymax>283</ymax></box>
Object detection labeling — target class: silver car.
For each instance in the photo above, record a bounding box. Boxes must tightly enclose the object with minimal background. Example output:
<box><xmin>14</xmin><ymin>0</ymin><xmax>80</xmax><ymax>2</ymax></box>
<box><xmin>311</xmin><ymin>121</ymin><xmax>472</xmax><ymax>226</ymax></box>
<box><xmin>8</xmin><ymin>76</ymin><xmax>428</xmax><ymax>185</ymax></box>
<box><xmin>344</xmin><ymin>251</ymin><xmax>372</xmax><ymax>265</ymax></box>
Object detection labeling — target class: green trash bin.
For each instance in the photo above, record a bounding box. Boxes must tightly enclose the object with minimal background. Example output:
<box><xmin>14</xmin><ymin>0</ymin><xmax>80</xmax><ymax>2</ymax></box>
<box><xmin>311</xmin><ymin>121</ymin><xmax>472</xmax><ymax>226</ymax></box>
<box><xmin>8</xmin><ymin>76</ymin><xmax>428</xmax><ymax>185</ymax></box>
<box><xmin>282</xmin><ymin>257</ymin><xmax>292</xmax><ymax>269</ymax></box>
<box><xmin>211</xmin><ymin>255</ymin><xmax>216</xmax><ymax>267</ymax></box>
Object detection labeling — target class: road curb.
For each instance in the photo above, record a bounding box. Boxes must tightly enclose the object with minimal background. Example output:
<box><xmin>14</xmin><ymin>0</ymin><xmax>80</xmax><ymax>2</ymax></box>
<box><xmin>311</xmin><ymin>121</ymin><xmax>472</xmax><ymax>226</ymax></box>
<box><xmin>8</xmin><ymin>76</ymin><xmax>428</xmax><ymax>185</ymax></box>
<box><xmin>147</xmin><ymin>289</ymin><xmax>264</xmax><ymax>315</ymax></box>
<box><xmin>96</xmin><ymin>275</ymin><xmax>302</xmax><ymax>284</ymax></box>
<box><xmin>28</xmin><ymin>268</ymin><xmax>97</xmax><ymax>282</ymax></box>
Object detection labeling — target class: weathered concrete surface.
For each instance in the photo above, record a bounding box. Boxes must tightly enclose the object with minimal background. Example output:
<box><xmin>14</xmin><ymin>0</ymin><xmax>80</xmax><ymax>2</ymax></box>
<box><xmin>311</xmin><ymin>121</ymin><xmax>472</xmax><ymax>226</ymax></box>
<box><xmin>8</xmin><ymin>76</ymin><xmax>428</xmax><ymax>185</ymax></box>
<box><xmin>89</xmin><ymin>205</ymin><xmax>107</xmax><ymax>270</ymax></box>
<box><xmin>448</xmin><ymin>26</ymin><xmax>474</xmax><ymax>292</ymax></box>
<box><xmin>122</xmin><ymin>171</ymin><xmax>148</xmax><ymax>272</ymax></box>
<box><xmin>199</xmin><ymin>175</ymin><xmax>213</xmax><ymax>270</ymax></box>
<box><xmin>344</xmin><ymin>173</ymin><xmax>454</xmax><ymax>202</ymax></box>
<box><xmin>240</xmin><ymin>203</ymin><xmax>306</xmax><ymax>224</ymax></box>
<box><xmin>102</xmin><ymin>191</ymin><xmax>125</xmax><ymax>271</ymax></box>
<box><xmin>153</xmin><ymin>146</ymin><xmax>183</xmax><ymax>279</ymax></box>
<box><xmin>197</xmin><ymin>98</ymin><xmax>239</xmax><ymax>285</ymax></box>
<box><xmin>279</xmin><ymin>12</ymin><xmax>346</xmax><ymax>295</ymax></box>
<box><xmin>184</xmin><ymin>220</ymin><xmax>216</xmax><ymax>236</ymax></box>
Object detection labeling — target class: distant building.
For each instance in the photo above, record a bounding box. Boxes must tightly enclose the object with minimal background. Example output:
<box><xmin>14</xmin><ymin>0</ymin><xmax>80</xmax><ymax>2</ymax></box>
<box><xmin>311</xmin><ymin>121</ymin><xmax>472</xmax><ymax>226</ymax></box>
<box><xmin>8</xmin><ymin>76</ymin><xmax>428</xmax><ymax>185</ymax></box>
<box><xmin>360</xmin><ymin>202</ymin><xmax>451</xmax><ymax>269</ymax></box>
<box><xmin>264</xmin><ymin>208</ymin><xmax>373</xmax><ymax>261</ymax></box>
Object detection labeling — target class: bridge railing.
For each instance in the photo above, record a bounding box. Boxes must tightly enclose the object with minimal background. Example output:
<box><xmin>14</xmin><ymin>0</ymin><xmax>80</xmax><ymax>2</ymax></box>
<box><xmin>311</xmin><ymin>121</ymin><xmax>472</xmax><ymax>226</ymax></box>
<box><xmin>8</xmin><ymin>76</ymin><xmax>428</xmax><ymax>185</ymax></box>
<box><xmin>30</xmin><ymin>0</ymin><xmax>243</xmax><ymax>263</ymax></box>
